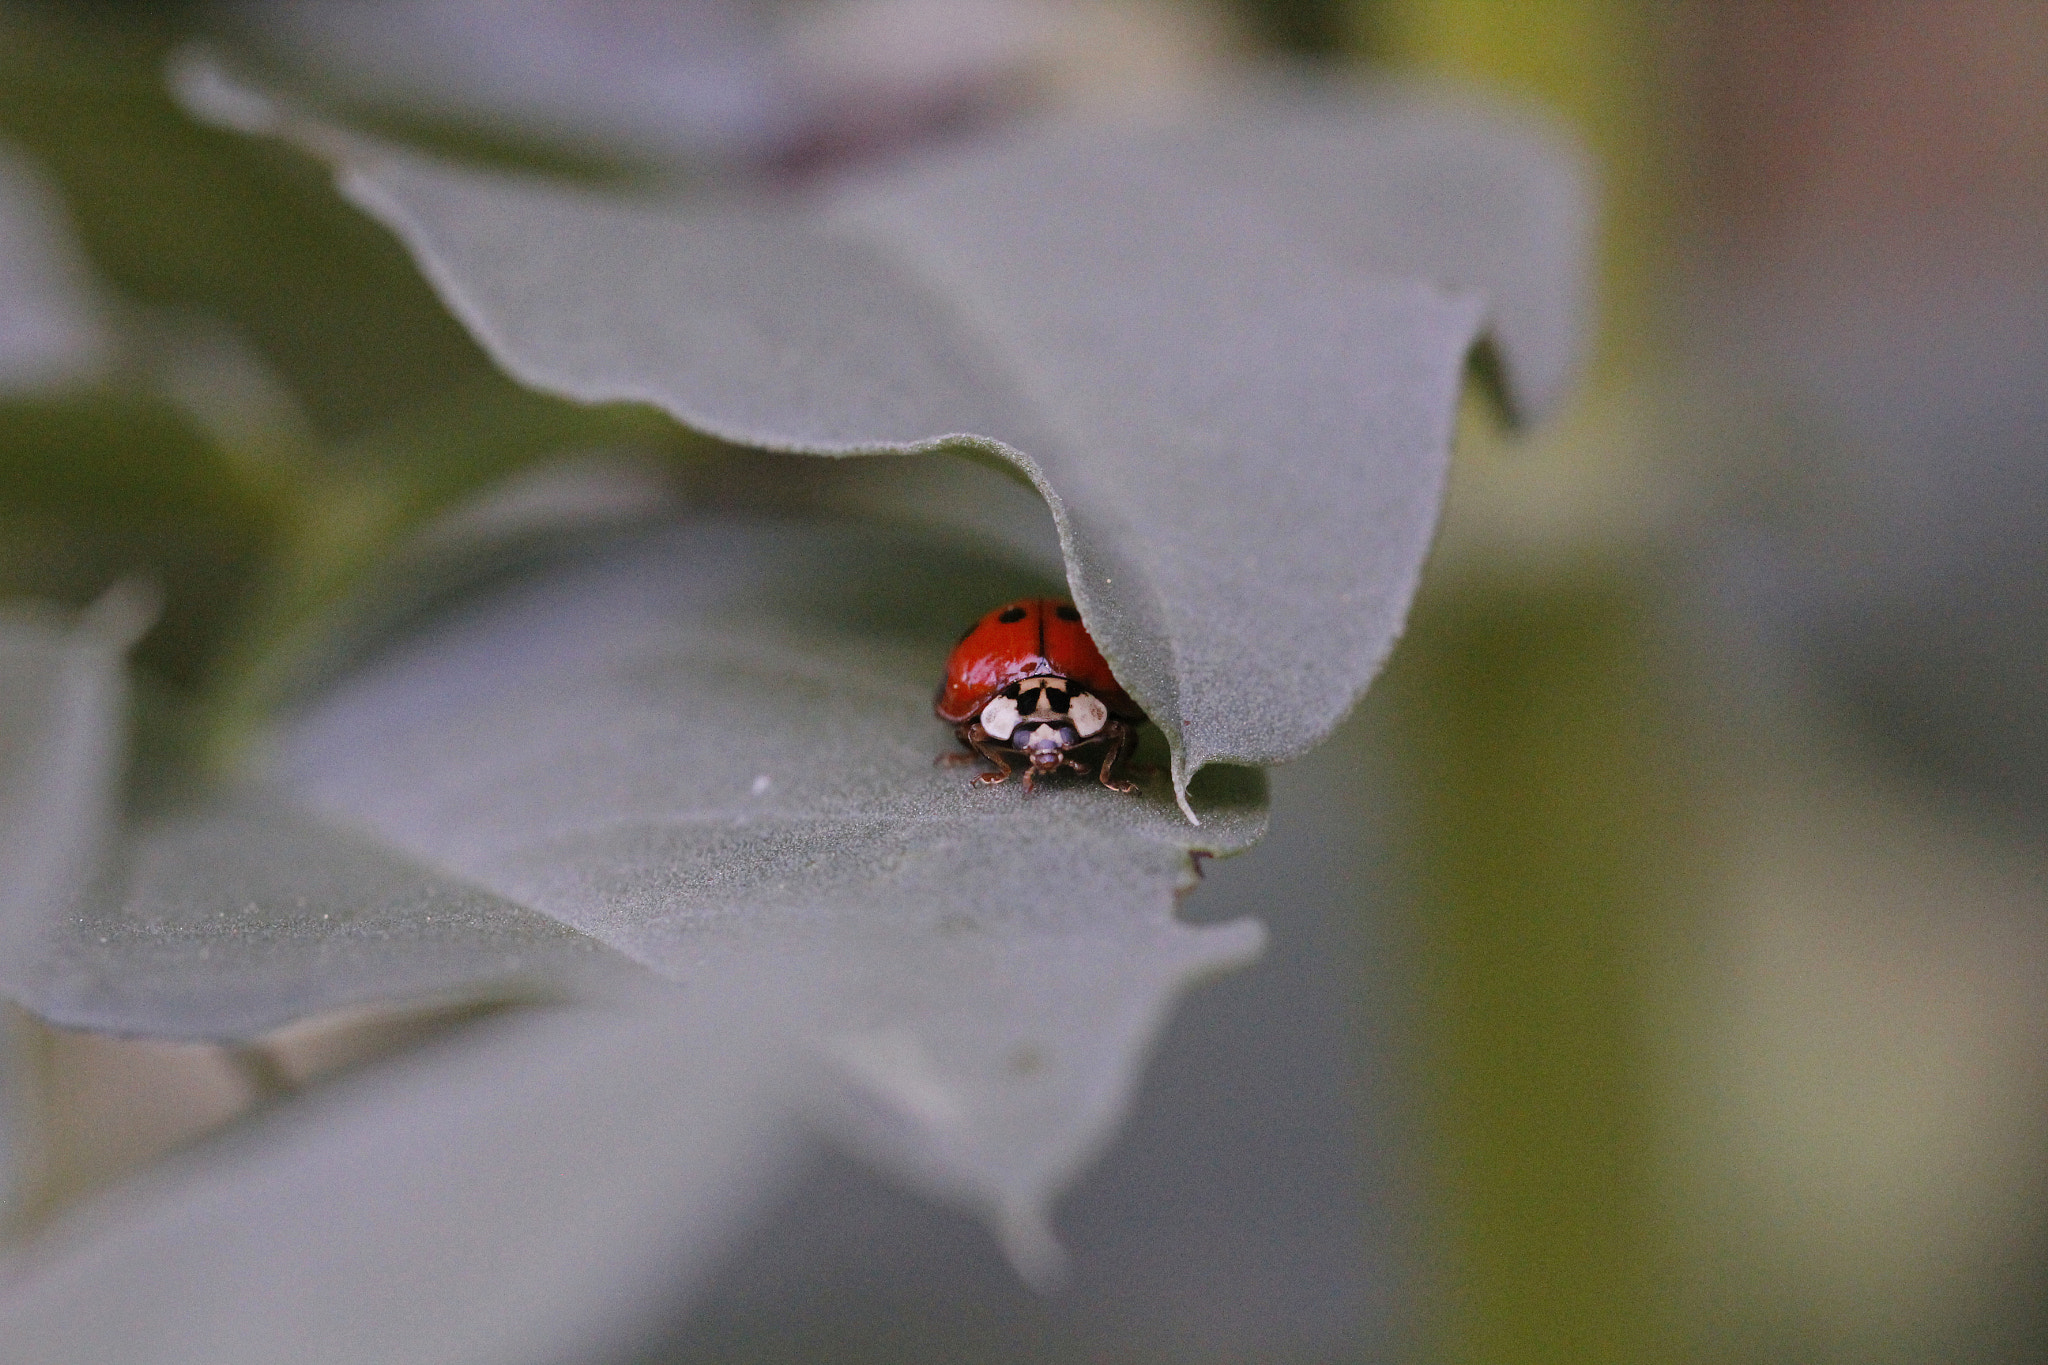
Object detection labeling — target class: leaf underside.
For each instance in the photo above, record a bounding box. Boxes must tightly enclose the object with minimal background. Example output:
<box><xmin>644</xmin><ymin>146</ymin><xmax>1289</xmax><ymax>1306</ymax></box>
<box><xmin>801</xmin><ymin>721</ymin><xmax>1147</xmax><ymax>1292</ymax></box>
<box><xmin>176</xmin><ymin>54</ymin><xmax>1590</xmax><ymax>810</ymax></box>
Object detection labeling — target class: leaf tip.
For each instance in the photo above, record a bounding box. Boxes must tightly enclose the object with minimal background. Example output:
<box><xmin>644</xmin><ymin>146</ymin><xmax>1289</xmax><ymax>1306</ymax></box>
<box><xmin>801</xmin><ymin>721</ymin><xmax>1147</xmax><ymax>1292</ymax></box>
<box><xmin>81</xmin><ymin>577</ymin><xmax>160</xmax><ymax>651</ymax></box>
<box><xmin>166</xmin><ymin>45</ymin><xmax>282</xmax><ymax>137</ymax></box>
<box><xmin>1198</xmin><ymin>916</ymin><xmax>1269</xmax><ymax>976</ymax></box>
<box><xmin>993</xmin><ymin>1197</ymin><xmax>1068</xmax><ymax>1294</ymax></box>
<box><xmin>1169</xmin><ymin>754</ymin><xmax>1202</xmax><ymax>826</ymax></box>
<box><xmin>165</xmin><ymin>45</ymin><xmax>357</xmax><ymax>166</ymax></box>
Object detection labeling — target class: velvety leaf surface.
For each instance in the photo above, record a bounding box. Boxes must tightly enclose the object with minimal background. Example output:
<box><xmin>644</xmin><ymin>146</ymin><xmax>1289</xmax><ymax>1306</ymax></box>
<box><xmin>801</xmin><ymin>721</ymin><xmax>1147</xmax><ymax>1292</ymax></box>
<box><xmin>176</xmin><ymin>54</ymin><xmax>1590</xmax><ymax>810</ymax></box>
<box><xmin>4</xmin><ymin>503</ymin><xmax>1263</xmax><ymax>1272</ymax></box>
<box><xmin>670</xmin><ymin>711</ymin><xmax>1405</xmax><ymax>1362</ymax></box>
<box><xmin>269</xmin><ymin>511</ymin><xmax>1264</xmax><ymax>1270</ymax></box>
<box><xmin>0</xmin><ymin>984</ymin><xmax>808</xmax><ymax>1365</ymax></box>
<box><xmin>11</xmin><ymin>789</ymin><xmax>632</xmax><ymax>1039</ymax></box>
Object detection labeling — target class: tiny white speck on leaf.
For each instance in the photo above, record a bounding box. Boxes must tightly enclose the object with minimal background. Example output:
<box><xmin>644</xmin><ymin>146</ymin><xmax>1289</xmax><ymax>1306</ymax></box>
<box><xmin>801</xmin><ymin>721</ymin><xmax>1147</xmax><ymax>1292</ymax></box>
<box><xmin>750</xmin><ymin>774</ymin><xmax>772</xmax><ymax>796</ymax></box>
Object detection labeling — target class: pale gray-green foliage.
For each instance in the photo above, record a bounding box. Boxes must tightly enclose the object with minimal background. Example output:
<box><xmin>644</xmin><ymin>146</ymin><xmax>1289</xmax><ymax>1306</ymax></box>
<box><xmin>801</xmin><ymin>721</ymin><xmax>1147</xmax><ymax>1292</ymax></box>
<box><xmin>0</xmin><ymin>51</ymin><xmax>1589</xmax><ymax>1355</ymax></box>
<box><xmin>3</xmin><ymin>483</ymin><xmax>1262</xmax><ymax>1293</ymax></box>
<box><xmin>232</xmin><ymin>0</ymin><xmax>805</xmax><ymax>165</ymax></box>
<box><xmin>0</xmin><ymin>589</ymin><xmax>150</xmax><ymax>977</ymax></box>
<box><xmin>175</xmin><ymin>52</ymin><xmax>1589</xmax><ymax>813</ymax></box>
<box><xmin>266</xmin><ymin>508</ymin><xmax>1264</xmax><ymax>1270</ymax></box>
<box><xmin>0</xmin><ymin>143</ymin><xmax>109</xmax><ymax>392</ymax></box>
<box><xmin>0</xmin><ymin>595</ymin><xmax>144</xmax><ymax>1217</ymax></box>
<box><xmin>13</xmin><ymin>791</ymin><xmax>627</xmax><ymax>1038</ymax></box>
<box><xmin>0</xmin><ymin>983</ymin><xmax>809</xmax><ymax>1365</ymax></box>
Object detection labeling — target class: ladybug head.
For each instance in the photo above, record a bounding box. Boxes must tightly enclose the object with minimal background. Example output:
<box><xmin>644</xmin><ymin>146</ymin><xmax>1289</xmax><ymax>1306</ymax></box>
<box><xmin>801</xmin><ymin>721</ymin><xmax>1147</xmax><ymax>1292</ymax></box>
<box><xmin>978</xmin><ymin>674</ymin><xmax>1109</xmax><ymax>767</ymax></box>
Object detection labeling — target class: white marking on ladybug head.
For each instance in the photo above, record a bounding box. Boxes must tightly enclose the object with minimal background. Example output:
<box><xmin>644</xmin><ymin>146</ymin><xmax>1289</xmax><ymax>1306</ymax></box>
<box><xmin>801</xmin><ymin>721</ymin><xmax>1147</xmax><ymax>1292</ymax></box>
<box><xmin>1068</xmin><ymin>691</ymin><xmax>1108</xmax><ymax>738</ymax></box>
<box><xmin>979</xmin><ymin>693</ymin><xmax>1021</xmax><ymax>741</ymax></box>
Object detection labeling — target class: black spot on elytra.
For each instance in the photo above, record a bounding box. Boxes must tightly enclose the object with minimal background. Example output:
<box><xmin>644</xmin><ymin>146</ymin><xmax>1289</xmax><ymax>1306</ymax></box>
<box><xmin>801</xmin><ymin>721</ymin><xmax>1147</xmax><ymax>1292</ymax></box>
<box><xmin>998</xmin><ymin>606</ymin><xmax>1027</xmax><ymax>624</ymax></box>
<box><xmin>1055</xmin><ymin>604</ymin><xmax>1081</xmax><ymax>622</ymax></box>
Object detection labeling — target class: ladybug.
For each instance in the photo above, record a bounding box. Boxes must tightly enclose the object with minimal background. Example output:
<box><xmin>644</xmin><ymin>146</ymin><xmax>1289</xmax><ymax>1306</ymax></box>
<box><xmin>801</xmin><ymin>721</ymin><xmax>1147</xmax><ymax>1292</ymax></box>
<box><xmin>935</xmin><ymin>597</ymin><xmax>1145</xmax><ymax>794</ymax></box>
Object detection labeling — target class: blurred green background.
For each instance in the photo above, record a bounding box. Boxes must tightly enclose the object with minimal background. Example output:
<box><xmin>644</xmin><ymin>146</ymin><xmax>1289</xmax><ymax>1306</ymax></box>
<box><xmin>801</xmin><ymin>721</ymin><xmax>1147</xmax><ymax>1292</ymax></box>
<box><xmin>1362</xmin><ymin>4</ymin><xmax>2048</xmax><ymax>1363</ymax></box>
<box><xmin>5</xmin><ymin>1</ymin><xmax>2046</xmax><ymax>1361</ymax></box>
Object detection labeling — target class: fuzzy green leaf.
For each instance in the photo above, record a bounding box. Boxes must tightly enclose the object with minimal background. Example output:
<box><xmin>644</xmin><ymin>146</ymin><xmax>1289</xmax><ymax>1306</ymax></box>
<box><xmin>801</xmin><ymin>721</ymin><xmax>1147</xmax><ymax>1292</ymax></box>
<box><xmin>5</xmin><ymin>502</ymin><xmax>1263</xmax><ymax>1273</ymax></box>
<box><xmin>0</xmin><ymin>985</ymin><xmax>807</xmax><ymax>1365</ymax></box>
<box><xmin>176</xmin><ymin>54</ymin><xmax>1590</xmax><ymax>812</ymax></box>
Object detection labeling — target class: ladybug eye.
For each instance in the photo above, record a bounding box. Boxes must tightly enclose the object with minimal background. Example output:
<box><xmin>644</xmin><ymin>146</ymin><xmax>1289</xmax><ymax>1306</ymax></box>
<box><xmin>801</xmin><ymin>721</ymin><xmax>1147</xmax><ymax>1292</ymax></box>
<box><xmin>998</xmin><ymin>606</ymin><xmax>1027</xmax><ymax>624</ymax></box>
<box><xmin>1055</xmin><ymin>604</ymin><xmax>1081</xmax><ymax>622</ymax></box>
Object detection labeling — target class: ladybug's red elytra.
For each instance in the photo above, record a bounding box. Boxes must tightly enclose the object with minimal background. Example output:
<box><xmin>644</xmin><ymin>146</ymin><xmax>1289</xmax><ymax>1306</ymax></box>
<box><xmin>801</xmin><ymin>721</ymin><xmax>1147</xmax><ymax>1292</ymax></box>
<box><xmin>935</xmin><ymin>597</ymin><xmax>1145</xmax><ymax>794</ymax></box>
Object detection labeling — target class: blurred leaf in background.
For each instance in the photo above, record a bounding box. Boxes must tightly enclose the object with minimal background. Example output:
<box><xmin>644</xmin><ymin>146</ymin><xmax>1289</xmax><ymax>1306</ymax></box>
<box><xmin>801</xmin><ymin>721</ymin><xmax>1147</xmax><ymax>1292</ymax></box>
<box><xmin>1673</xmin><ymin>4</ymin><xmax>2048</xmax><ymax>1360</ymax></box>
<box><xmin>1358</xmin><ymin>1</ymin><xmax>2048</xmax><ymax>1363</ymax></box>
<box><xmin>0</xmin><ymin>3</ymin><xmax>507</xmax><ymax>441</ymax></box>
<box><xmin>0</xmin><ymin>1</ymin><xmax>685</xmax><ymax>732</ymax></box>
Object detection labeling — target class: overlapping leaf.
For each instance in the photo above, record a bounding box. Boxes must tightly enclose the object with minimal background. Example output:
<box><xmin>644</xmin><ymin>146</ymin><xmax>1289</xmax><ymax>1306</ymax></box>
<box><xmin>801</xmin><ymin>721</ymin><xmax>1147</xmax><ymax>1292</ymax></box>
<box><xmin>3</xmin><ymin>491</ymin><xmax>1262</xmax><ymax>1275</ymax></box>
<box><xmin>265</xmin><ymin>507</ymin><xmax>1266</xmax><ymax>1271</ymax></box>
<box><xmin>176</xmin><ymin>53</ymin><xmax>1590</xmax><ymax>812</ymax></box>
<box><xmin>0</xmin><ymin>50</ymin><xmax>1591</xmax><ymax>1343</ymax></box>
<box><xmin>0</xmin><ymin>985</ymin><xmax>808</xmax><ymax>1365</ymax></box>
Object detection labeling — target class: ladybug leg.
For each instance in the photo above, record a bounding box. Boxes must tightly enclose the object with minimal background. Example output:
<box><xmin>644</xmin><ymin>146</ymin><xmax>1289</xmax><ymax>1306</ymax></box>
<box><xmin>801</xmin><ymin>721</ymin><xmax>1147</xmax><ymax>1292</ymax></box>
<box><xmin>1096</xmin><ymin>721</ymin><xmax>1139</xmax><ymax>794</ymax></box>
<box><xmin>936</xmin><ymin>723</ymin><xmax>983</xmax><ymax>767</ymax></box>
<box><xmin>964</xmin><ymin>724</ymin><xmax>1014</xmax><ymax>786</ymax></box>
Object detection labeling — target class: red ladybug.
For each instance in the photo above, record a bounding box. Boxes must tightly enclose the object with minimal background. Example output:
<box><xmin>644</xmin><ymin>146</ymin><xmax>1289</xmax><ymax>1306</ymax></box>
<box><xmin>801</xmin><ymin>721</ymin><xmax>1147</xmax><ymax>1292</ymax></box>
<box><xmin>935</xmin><ymin>597</ymin><xmax>1145</xmax><ymax>794</ymax></box>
